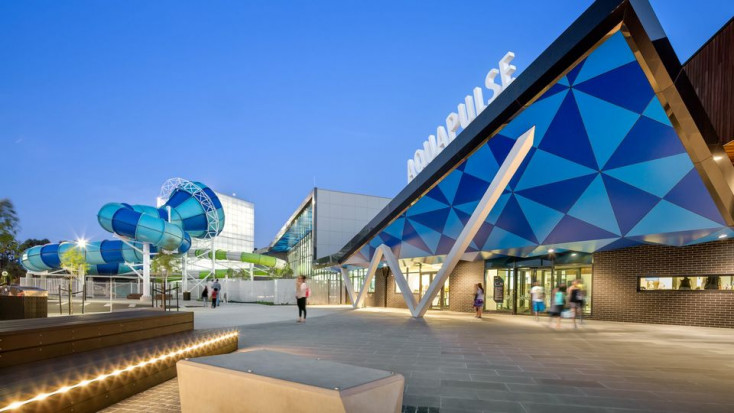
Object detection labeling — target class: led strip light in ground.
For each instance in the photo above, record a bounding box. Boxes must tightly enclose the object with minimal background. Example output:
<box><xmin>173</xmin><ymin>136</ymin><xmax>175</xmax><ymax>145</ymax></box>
<box><xmin>0</xmin><ymin>331</ymin><xmax>238</xmax><ymax>412</ymax></box>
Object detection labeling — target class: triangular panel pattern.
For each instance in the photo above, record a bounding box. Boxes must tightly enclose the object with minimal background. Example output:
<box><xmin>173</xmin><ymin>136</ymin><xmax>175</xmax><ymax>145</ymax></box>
<box><xmin>355</xmin><ymin>31</ymin><xmax>728</xmax><ymax>263</ymax></box>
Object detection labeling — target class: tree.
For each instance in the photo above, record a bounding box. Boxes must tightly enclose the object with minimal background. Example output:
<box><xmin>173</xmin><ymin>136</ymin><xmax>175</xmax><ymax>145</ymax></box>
<box><xmin>60</xmin><ymin>246</ymin><xmax>89</xmax><ymax>315</ymax></box>
<box><xmin>151</xmin><ymin>253</ymin><xmax>182</xmax><ymax>280</ymax></box>
<box><xmin>269</xmin><ymin>263</ymin><xmax>294</xmax><ymax>279</ymax></box>
<box><xmin>0</xmin><ymin>199</ymin><xmax>20</xmax><ymax>281</ymax></box>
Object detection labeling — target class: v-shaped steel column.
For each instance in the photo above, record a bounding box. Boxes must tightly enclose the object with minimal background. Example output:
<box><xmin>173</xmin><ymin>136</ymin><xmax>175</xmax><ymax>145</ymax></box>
<box><xmin>348</xmin><ymin>126</ymin><xmax>534</xmax><ymax>317</ymax></box>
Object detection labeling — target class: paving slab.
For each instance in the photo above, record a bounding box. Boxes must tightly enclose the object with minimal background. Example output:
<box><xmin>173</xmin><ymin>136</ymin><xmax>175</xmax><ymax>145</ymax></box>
<box><xmin>102</xmin><ymin>308</ymin><xmax>734</xmax><ymax>412</ymax></box>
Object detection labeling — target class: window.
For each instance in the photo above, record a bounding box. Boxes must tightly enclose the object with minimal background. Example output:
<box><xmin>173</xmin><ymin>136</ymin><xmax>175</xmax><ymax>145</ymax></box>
<box><xmin>638</xmin><ymin>275</ymin><xmax>734</xmax><ymax>291</ymax></box>
<box><xmin>394</xmin><ymin>272</ymin><xmax>420</xmax><ymax>294</ymax></box>
<box><xmin>348</xmin><ymin>268</ymin><xmax>375</xmax><ymax>293</ymax></box>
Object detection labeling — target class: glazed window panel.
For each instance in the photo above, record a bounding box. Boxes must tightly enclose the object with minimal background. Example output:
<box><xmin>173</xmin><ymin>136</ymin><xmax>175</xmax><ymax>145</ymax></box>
<box><xmin>638</xmin><ymin>275</ymin><xmax>734</xmax><ymax>291</ymax></box>
<box><xmin>394</xmin><ymin>272</ymin><xmax>420</xmax><ymax>294</ymax></box>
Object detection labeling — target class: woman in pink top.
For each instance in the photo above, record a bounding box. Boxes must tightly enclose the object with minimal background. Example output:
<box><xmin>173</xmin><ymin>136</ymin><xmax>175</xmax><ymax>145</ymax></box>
<box><xmin>296</xmin><ymin>275</ymin><xmax>309</xmax><ymax>323</ymax></box>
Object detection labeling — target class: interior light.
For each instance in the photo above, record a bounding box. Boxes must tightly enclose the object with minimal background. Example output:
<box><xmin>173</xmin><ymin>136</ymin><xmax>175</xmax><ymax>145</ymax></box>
<box><xmin>548</xmin><ymin>249</ymin><xmax>555</xmax><ymax>253</ymax></box>
<box><xmin>571</xmin><ymin>253</ymin><xmax>578</xmax><ymax>256</ymax></box>
<box><xmin>713</xmin><ymin>155</ymin><xmax>723</xmax><ymax>161</ymax></box>
<box><xmin>718</xmin><ymin>234</ymin><xmax>727</xmax><ymax>239</ymax></box>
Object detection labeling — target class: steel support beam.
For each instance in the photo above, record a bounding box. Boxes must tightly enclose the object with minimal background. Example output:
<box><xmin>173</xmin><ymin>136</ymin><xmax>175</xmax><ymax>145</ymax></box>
<box><xmin>350</xmin><ymin>126</ymin><xmax>534</xmax><ymax>317</ymax></box>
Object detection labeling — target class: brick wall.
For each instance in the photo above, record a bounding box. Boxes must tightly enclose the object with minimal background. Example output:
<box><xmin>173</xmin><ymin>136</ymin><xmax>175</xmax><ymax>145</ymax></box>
<box><xmin>449</xmin><ymin>261</ymin><xmax>484</xmax><ymax>312</ymax></box>
<box><xmin>368</xmin><ymin>262</ymin><xmax>485</xmax><ymax>313</ymax></box>
<box><xmin>593</xmin><ymin>239</ymin><xmax>734</xmax><ymax>328</ymax></box>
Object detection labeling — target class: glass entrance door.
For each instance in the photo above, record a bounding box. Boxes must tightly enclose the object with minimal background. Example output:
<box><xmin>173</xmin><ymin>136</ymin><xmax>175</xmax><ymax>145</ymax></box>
<box><xmin>428</xmin><ymin>274</ymin><xmax>449</xmax><ymax>310</ymax></box>
<box><xmin>517</xmin><ymin>269</ymin><xmax>532</xmax><ymax>314</ymax></box>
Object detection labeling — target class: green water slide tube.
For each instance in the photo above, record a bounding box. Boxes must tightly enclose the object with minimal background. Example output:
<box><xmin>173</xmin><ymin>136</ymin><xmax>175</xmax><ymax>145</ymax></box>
<box><xmin>188</xmin><ymin>248</ymin><xmax>285</xmax><ymax>272</ymax></box>
<box><xmin>194</xmin><ymin>268</ymin><xmax>271</xmax><ymax>279</ymax></box>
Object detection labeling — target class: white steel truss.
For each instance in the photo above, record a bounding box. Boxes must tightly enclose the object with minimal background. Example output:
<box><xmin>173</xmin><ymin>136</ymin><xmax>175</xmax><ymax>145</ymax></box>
<box><xmin>346</xmin><ymin>126</ymin><xmax>535</xmax><ymax>317</ymax></box>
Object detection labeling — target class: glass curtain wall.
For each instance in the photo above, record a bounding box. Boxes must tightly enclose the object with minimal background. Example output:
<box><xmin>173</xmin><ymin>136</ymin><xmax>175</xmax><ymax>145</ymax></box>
<box><xmin>287</xmin><ymin>232</ymin><xmax>313</xmax><ymax>278</ymax></box>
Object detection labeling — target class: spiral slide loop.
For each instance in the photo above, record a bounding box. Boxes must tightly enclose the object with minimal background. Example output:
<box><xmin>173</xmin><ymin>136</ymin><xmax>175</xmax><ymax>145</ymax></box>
<box><xmin>20</xmin><ymin>180</ymin><xmax>224</xmax><ymax>275</ymax></box>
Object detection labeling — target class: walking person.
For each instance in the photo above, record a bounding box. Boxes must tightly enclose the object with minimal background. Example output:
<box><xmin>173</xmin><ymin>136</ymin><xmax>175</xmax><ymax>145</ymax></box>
<box><xmin>568</xmin><ymin>279</ymin><xmax>584</xmax><ymax>328</ymax></box>
<box><xmin>530</xmin><ymin>282</ymin><xmax>545</xmax><ymax>321</ymax></box>
<box><xmin>473</xmin><ymin>283</ymin><xmax>485</xmax><ymax>318</ymax></box>
<box><xmin>212</xmin><ymin>278</ymin><xmax>222</xmax><ymax>307</ymax></box>
<box><xmin>211</xmin><ymin>287</ymin><xmax>218</xmax><ymax>309</ymax></box>
<box><xmin>201</xmin><ymin>285</ymin><xmax>209</xmax><ymax>308</ymax></box>
<box><xmin>548</xmin><ymin>283</ymin><xmax>566</xmax><ymax>328</ymax></box>
<box><xmin>296</xmin><ymin>275</ymin><xmax>309</xmax><ymax>323</ymax></box>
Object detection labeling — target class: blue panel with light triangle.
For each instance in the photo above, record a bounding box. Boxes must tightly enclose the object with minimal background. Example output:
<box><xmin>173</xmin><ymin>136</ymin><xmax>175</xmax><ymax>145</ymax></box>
<box><xmin>357</xmin><ymin>31</ymin><xmax>728</xmax><ymax>262</ymax></box>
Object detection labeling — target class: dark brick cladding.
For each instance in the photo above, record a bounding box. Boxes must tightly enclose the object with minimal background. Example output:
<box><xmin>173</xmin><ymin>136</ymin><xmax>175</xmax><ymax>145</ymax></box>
<box><xmin>368</xmin><ymin>262</ymin><xmax>485</xmax><ymax>312</ymax></box>
<box><xmin>592</xmin><ymin>239</ymin><xmax>734</xmax><ymax>328</ymax></box>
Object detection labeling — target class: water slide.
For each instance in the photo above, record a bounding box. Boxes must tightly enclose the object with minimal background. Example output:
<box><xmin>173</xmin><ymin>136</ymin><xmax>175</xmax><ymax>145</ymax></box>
<box><xmin>20</xmin><ymin>179</ymin><xmax>284</xmax><ymax>279</ymax></box>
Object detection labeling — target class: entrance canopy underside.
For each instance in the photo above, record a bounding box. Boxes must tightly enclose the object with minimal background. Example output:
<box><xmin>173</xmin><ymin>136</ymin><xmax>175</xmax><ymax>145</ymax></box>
<box><xmin>334</xmin><ymin>0</ymin><xmax>734</xmax><ymax>267</ymax></box>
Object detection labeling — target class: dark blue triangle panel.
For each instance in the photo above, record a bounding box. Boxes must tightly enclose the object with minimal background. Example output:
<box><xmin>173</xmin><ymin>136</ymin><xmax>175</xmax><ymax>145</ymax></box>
<box><xmin>355</xmin><ymin>31</ymin><xmax>728</xmax><ymax>263</ymax></box>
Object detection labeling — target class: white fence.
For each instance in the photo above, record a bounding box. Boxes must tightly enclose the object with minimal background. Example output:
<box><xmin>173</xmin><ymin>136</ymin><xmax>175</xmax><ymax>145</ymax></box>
<box><xmin>21</xmin><ymin>276</ymin><xmax>299</xmax><ymax>305</ymax></box>
<box><xmin>21</xmin><ymin>277</ymin><xmax>141</xmax><ymax>299</ymax></box>
<box><xmin>188</xmin><ymin>279</ymin><xmax>297</xmax><ymax>305</ymax></box>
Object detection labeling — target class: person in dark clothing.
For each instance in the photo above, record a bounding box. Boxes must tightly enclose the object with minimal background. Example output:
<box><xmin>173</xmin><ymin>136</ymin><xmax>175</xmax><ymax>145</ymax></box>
<box><xmin>201</xmin><ymin>286</ymin><xmax>209</xmax><ymax>307</ymax></box>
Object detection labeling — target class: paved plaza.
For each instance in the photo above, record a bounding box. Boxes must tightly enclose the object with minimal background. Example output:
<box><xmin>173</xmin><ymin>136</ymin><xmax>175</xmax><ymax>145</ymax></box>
<box><xmin>104</xmin><ymin>304</ymin><xmax>734</xmax><ymax>413</ymax></box>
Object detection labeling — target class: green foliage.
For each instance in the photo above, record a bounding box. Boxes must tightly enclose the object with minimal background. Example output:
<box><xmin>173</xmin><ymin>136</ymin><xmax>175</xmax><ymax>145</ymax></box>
<box><xmin>60</xmin><ymin>246</ymin><xmax>89</xmax><ymax>278</ymax></box>
<box><xmin>151</xmin><ymin>253</ymin><xmax>182</xmax><ymax>278</ymax></box>
<box><xmin>269</xmin><ymin>263</ymin><xmax>294</xmax><ymax>279</ymax></box>
<box><xmin>0</xmin><ymin>199</ymin><xmax>20</xmax><ymax>278</ymax></box>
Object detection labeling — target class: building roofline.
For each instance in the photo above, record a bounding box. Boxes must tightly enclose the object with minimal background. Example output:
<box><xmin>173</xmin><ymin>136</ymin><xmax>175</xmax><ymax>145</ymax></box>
<box><xmin>683</xmin><ymin>16</ymin><xmax>734</xmax><ymax>66</ymax></box>
<box><xmin>264</xmin><ymin>189</ymin><xmax>314</xmax><ymax>251</ymax></box>
<box><xmin>324</xmin><ymin>0</ymin><xmax>728</xmax><ymax>266</ymax></box>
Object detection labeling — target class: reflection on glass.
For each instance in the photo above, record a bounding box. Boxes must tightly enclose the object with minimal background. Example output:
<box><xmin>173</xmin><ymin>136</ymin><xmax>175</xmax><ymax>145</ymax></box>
<box><xmin>639</xmin><ymin>275</ymin><xmax>734</xmax><ymax>291</ymax></box>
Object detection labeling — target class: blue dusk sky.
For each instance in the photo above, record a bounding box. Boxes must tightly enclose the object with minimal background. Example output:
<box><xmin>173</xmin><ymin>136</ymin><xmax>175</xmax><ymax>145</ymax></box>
<box><xmin>2</xmin><ymin>0</ymin><xmax>732</xmax><ymax>248</ymax></box>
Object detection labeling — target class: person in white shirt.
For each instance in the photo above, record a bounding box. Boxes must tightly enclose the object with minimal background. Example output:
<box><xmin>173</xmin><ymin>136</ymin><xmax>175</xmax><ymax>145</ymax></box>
<box><xmin>530</xmin><ymin>282</ymin><xmax>545</xmax><ymax>321</ymax></box>
<box><xmin>296</xmin><ymin>276</ymin><xmax>309</xmax><ymax>323</ymax></box>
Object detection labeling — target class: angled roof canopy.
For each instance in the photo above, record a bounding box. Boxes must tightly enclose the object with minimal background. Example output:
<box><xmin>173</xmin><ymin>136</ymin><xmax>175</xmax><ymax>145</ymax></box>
<box><xmin>324</xmin><ymin>0</ymin><xmax>734</xmax><ymax>266</ymax></box>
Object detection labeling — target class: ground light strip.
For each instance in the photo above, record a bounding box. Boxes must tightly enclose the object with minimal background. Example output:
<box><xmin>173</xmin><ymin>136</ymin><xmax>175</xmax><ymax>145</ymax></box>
<box><xmin>0</xmin><ymin>331</ymin><xmax>239</xmax><ymax>412</ymax></box>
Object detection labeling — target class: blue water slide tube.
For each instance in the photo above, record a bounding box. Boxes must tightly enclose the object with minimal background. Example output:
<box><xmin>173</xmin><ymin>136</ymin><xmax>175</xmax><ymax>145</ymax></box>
<box><xmin>97</xmin><ymin>181</ymin><xmax>224</xmax><ymax>252</ymax></box>
<box><xmin>20</xmin><ymin>180</ymin><xmax>225</xmax><ymax>275</ymax></box>
<box><xmin>20</xmin><ymin>240</ymin><xmax>156</xmax><ymax>273</ymax></box>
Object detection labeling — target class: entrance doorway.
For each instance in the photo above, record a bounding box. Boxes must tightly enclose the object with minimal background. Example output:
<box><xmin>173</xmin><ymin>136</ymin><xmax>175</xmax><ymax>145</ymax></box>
<box><xmin>485</xmin><ymin>265</ymin><xmax>592</xmax><ymax>314</ymax></box>
<box><xmin>419</xmin><ymin>273</ymin><xmax>450</xmax><ymax>310</ymax></box>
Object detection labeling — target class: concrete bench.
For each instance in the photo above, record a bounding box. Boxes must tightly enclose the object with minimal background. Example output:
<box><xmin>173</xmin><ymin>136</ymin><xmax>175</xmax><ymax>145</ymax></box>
<box><xmin>177</xmin><ymin>349</ymin><xmax>404</xmax><ymax>413</ymax></box>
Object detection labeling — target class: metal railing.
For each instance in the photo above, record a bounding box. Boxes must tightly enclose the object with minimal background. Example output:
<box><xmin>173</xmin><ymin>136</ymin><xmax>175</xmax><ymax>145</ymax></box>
<box><xmin>57</xmin><ymin>283</ymin><xmax>87</xmax><ymax>315</ymax></box>
<box><xmin>151</xmin><ymin>280</ymin><xmax>179</xmax><ymax>312</ymax></box>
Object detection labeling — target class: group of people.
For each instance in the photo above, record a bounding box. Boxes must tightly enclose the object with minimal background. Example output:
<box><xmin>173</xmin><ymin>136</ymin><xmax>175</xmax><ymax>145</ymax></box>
<box><xmin>200</xmin><ymin>278</ymin><xmax>223</xmax><ymax>308</ymax></box>
<box><xmin>531</xmin><ymin>279</ymin><xmax>586</xmax><ymax>328</ymax></box>
<box><xmin>199</xmin><ymin>275</ymin><xmax>310</xmax><ymax>320</ymax></box>
<box><xmin>473</xmin><ymin>279</ymin><xmax>586</xmax><ymax>327</ymax></box>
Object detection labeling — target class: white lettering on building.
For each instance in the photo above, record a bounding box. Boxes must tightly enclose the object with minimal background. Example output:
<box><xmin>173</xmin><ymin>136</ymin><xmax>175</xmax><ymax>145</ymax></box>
<box><xmin>407</xmin><ymin>52</ymin><xmax>517</xmax><ymax>183</ymax></box>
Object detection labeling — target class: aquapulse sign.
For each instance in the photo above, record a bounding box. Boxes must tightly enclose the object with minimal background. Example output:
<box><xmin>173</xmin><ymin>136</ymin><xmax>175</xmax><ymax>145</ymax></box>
<box><xmin>406</xmin><ymin>52</ymin><xmax>517</xmax><ymax>183</ymax></box>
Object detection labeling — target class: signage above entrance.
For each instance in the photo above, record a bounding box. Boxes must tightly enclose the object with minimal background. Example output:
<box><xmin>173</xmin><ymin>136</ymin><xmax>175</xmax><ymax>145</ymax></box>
<box><xmin>406</xmin><ymin>52</ymin><xmax>518</xmax><ymax>183</ymax></box>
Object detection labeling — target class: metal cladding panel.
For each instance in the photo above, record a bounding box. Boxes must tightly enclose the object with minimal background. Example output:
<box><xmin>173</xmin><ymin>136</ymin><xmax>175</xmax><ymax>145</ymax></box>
<box><xmin>342</xmin><ymin>2</ymin><xmax>733</xmax><ymax>264</ymax></box>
